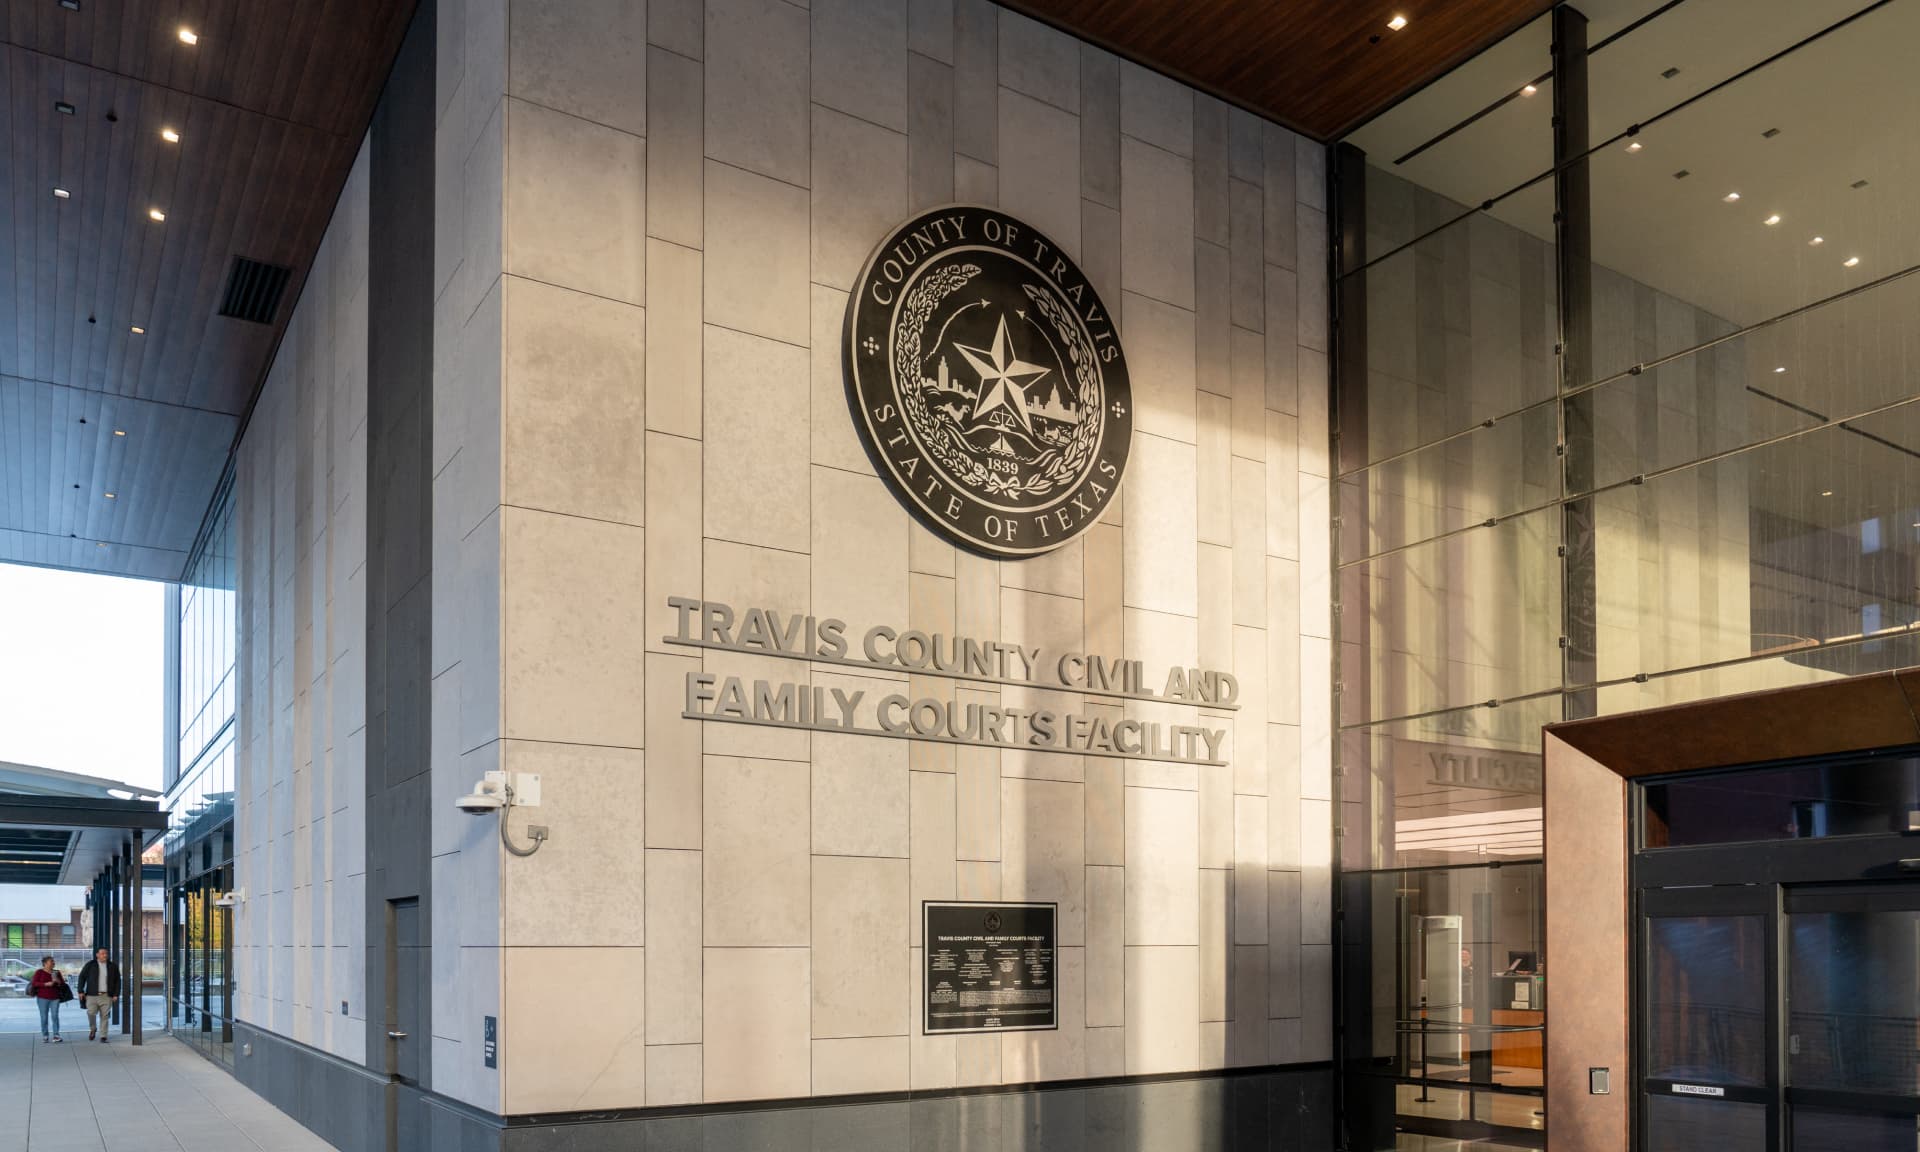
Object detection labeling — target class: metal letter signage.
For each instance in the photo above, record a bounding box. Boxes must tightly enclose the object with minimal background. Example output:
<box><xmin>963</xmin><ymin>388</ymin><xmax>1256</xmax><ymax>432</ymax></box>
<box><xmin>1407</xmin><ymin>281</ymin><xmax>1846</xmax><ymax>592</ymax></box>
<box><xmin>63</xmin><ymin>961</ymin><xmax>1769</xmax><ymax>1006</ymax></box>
<box><xmin>844</xmin><ymin>206</ymin><xmax>1132</xmax><ymax>558</ymax></box>
<box><xmin>923</xmin><ymin>901</ymin><xmax>1057</xmax><ymax>1034</ymax></box>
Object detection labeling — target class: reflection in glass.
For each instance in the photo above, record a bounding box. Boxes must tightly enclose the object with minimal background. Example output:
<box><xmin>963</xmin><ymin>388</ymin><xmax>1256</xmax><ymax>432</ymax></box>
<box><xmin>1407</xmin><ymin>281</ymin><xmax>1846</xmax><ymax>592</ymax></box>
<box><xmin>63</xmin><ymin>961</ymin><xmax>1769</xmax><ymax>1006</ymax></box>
<box><xmin>1791</xmin><ymin>1108</ymin><xmax>1920</xmax><ymax>1152</ymax></box>
<box><xmin>1645</xmin><ymin>755</ymin><xmax>1920</xmax><ymax>848</ymax></box>
<box><xmin>1645</xmin><ymin>1094</ymin><xmax>1767</xmax><ymax>1152</ymax></box>
<box><xmin>1646</xmin><ymin>916</ymin><xmax>1766</xmax><ymax>1086</ymax></box>
<box><xmin>1790</xmin><ymin>908</ymin><xmax>1920</xmax><ymax>1095</ymax></box>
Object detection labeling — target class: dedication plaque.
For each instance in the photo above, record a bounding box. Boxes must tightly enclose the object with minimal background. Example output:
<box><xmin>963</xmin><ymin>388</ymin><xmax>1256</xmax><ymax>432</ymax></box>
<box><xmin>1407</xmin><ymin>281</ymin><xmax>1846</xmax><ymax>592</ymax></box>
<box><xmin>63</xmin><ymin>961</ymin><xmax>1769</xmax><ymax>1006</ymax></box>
<box><xmin>923</xmin><ymin>901</ymin><xmax>1057</xmax><ymax>1034</ymax></box>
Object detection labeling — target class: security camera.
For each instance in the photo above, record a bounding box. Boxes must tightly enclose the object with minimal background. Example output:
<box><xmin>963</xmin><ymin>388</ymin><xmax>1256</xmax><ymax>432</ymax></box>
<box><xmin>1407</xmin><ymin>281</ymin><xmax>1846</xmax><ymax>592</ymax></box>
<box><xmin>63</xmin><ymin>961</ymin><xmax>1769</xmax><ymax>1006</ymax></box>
<box><xmin>456</xmin><ymin>775</ymin><xmax>506</xmax><ymax>815</ymax></box>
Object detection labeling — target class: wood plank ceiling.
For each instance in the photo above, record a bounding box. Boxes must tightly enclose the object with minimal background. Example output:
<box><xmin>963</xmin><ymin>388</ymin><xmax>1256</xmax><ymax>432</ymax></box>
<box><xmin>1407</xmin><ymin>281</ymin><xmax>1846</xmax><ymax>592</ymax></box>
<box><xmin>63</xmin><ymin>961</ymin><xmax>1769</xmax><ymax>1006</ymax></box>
<box><xmin>0</xmin><ymin>0</ymin><xmax>411</xmax><ymax>580</ymax></box>
<box><xmin>1006</xmin><ymin>0</ymin><xmax>1554</xmax><ymax>140</ymax></box>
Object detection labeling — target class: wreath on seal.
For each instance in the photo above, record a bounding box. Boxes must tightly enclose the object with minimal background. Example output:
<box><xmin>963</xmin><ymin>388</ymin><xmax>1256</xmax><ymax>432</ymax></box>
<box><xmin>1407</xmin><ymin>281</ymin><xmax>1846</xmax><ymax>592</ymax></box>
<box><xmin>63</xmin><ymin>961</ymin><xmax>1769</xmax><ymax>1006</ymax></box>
<box><xmin>892</xmin><ymin>264</ymin><xmax>1103</xmax><ymax>500</ymax></box>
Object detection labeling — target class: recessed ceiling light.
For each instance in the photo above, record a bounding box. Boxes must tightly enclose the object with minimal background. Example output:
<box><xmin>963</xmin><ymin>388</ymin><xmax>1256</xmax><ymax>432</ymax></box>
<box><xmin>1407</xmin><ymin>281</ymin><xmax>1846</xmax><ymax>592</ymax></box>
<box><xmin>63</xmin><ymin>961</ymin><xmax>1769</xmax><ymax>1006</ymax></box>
<box><xmin>1774</xmin><ymin>366</ymin><xmax>1787</xmax><ymax>374</ymax></box>
<box><xmin>177</xmin><ymin>27</ymin><xmax>197</xmax><ymax>45</ymax></box>
<box><xmin>59</xmin><ymin>0</ymin><xmax>80</xmax><ymax>10</ymax></box>
<box><xmin>112</xmin><ymin>429</ymin><xmax>126</xmax><ymax>436</ymax></box>
<box><xmin>148</xmin><ymin>208</ymin><xmax>165</xmax><ymax>222</ymax></box>
<box><xmin>1387</xmin><ymin>14</ymin><xmax>1408</xmax><ymax>30</ymax></box>
<box><xmin>1821</xmin><ymin>490</ymin><xmax>1834</xmax><ymax>497</ymax></box>
<box><xmin>1625</xmin><ymin>141</ymin><xmax>1642</xmax><ymax>153</ymax></box>
<box><xmin>160</xmin><ymin>127</ymin><xmax>179</xmax><ymax>143</ymax></box>
<box><xmin>1723</xmin><ymin>191</ymin><xmax>1741</xmax><ymax>202</ymax></box>
<box><xmin>130</xmin><ymin>326</ymin><xmax>145</xmax><ymax>335</ymax></box>
<box><xmin>103</xmin><ymin>492</ymin><xmax>116</xmax><ymax>500</ymax></box>
<box><xmin>1851</xmin><ymin>179</ymin><xmax>1870</xmax><ymax>190</ymax></box>
<box><xmin>1809</xmin><ymin>236</ymin><xmax>1824</xmax><ymax>246</ymax></box>
<box><xmin>1845</xmin><ymin>256</ymin><xmax>1861</xmax><ymax>267</ymax></box>
<box><xmin>54</xmin><ymin>100</ymin><xmax>75</xmax><ymax>115</ymax></box>
<box><xmin>1764</xmin><ymin>214</ymin><xmax>1781</xmax><ymax>226</ymax></box>
<box><xmin>1521</xmin><ymin>84</ymin><xmax>1538</xmax><ymax>97</ymax></box>
<box><xmin>1661</xmin><ymin>66</ymin><xmax>1681</xmax><ymax>79</ymax></box>
<box><xmin>96</xmin><ymin>542</ymin><xmax>107</xmax><ymax>548</ymax></box>
<box><xmin>52</xmin><ymin>188</ymin><xmax>70</xmax><ymax>199</ymax></box>
<box><xmin>1762</xmin><ymin>128</ymin><xmax>1781</xmax><ymax>139</ymax></box>
<box><xmin>1673</xmin><ymin>169</ymin><xmax>1691</xmax><ymax>180</ymax></box>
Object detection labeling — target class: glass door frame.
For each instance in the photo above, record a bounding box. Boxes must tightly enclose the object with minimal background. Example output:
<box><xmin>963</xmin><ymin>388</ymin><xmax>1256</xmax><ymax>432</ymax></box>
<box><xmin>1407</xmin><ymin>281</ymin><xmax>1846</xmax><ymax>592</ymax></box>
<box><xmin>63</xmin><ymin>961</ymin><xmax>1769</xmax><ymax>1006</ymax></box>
<box><xmin>1631</xmin><ymin>789</ymin><xmax>1920</xmax><ymax>1151</ymax></box>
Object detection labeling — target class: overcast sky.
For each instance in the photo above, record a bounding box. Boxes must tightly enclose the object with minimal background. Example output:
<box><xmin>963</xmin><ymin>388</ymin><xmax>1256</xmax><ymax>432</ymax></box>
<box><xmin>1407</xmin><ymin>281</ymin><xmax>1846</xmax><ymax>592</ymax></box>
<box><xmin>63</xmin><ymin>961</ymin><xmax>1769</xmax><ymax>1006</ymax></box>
<box><xmin>0</xmin><ymin>562</ymin><xmax>165</xmax><ymax>792</ymax></box>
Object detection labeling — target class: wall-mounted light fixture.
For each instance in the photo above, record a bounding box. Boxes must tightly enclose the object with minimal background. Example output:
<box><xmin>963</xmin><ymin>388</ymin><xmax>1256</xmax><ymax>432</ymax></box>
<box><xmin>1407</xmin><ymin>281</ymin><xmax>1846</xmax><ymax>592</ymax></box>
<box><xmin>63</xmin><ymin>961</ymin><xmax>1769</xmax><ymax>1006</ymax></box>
<box><xmin>457</xmin><ymin>771</ymin><xmax>548</xmax><ymax>856</ymax></box>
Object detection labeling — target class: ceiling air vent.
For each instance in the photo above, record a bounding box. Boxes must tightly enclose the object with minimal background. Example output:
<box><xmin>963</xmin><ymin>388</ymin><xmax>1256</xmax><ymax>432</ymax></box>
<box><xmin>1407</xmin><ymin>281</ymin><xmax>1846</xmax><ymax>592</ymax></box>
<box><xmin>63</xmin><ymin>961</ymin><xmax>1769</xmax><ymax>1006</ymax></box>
<box><xmin>218</xmin><ymin>257</ymin><xmax>292</xmax><ymax>324</ymax></box>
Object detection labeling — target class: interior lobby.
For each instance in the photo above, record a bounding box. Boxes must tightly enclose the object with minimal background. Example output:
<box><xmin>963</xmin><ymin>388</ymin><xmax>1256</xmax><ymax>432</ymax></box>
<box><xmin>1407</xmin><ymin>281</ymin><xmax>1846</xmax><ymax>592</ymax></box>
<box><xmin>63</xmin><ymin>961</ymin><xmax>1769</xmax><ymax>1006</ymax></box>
<box><xmin>2</xmin><ymin>0</ymin><xmax>1918</xmax><ymax>1149</ymax></box>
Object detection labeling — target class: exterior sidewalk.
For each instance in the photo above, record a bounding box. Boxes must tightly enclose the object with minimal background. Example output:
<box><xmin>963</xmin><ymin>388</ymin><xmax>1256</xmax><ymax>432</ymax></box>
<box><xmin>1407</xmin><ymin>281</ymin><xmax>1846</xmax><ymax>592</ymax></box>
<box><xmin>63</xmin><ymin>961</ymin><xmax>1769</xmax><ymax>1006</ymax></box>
<box><xmin>0</xmin><ymin>1030</ymin><xmax>332</xmax><ymax>1151</ymax></box>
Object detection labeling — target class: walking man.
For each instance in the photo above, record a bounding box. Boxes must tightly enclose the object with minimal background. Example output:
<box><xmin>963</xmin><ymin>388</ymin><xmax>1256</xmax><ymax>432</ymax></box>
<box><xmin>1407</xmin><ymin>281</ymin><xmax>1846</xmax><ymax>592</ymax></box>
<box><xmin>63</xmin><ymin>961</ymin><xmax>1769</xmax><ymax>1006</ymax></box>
<box><xmin>76</xmin><ymin>947</ymin><xmax>120</xmax><ymax>1044</ymax></box>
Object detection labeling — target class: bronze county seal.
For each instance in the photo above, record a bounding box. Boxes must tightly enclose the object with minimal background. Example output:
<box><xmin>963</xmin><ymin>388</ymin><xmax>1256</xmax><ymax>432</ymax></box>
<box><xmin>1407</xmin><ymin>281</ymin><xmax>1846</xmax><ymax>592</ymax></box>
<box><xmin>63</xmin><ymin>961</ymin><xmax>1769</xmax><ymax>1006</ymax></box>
<box><xmin>844</xmin><ymin>205</ymin><xmax>1132</xmax><ymax>558</ymax></box>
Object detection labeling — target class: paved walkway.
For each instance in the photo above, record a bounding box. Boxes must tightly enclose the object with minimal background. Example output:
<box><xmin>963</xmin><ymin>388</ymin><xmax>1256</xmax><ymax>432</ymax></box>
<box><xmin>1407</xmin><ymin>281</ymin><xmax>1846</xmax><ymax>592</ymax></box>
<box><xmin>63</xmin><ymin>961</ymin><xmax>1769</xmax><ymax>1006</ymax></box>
<box><xmin>0</xmin><ymin>1030</ymin><xmax>332</xmax><ymax>1151</ymax></box>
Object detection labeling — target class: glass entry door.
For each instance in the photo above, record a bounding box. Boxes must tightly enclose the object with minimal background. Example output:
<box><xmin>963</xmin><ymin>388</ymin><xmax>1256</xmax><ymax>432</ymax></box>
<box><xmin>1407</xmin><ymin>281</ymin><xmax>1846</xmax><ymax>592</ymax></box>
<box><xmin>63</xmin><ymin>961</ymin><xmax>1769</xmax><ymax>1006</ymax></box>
<box><xmin>1639</xmin><ymin>881</ymin><xmax>1920</xmax><ymax>1150</ymax></box>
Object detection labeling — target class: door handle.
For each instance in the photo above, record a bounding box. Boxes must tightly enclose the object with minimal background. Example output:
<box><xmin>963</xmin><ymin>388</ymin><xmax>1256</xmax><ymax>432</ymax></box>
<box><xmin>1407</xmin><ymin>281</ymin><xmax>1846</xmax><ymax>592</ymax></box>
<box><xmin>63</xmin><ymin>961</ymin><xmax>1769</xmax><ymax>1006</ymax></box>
<box><xmin>387</xmin><ymin>1030</ymin><xmax>408</xmax><ymax>1039</ymax></box>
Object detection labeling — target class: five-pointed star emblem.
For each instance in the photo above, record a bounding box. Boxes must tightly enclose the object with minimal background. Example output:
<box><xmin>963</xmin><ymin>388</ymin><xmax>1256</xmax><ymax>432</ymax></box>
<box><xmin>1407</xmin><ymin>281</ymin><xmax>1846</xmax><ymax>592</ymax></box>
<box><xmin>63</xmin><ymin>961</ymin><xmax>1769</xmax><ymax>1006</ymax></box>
<box><xmin>954</xmin><ymin>314</ymin><xmax>1051</xmax><ymax>434</ymax></box>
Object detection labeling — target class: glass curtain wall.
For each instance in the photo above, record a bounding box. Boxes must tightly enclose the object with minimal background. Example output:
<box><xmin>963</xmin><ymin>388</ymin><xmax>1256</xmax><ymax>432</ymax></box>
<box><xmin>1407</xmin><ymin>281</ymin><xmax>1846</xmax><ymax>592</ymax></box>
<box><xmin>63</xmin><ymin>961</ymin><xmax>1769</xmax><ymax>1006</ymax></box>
<box><xmin>1333</xmin><ymin>2</ymin><xmax>1920</xmax><ymax>1148</ymax></box>
<box><xmin>162</xmin><ymin>473</ymin><xmax>237</xmax><ymax>1064</ymax></box>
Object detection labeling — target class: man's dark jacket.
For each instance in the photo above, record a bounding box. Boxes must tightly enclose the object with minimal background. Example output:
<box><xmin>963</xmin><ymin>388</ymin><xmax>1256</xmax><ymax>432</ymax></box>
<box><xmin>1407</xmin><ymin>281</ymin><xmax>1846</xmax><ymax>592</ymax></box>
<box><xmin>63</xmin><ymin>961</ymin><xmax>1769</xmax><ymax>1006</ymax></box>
<box><xmin>76</xmin><ymin>959</ymin><xmax>120</xmax><ymax>998</ymax></box>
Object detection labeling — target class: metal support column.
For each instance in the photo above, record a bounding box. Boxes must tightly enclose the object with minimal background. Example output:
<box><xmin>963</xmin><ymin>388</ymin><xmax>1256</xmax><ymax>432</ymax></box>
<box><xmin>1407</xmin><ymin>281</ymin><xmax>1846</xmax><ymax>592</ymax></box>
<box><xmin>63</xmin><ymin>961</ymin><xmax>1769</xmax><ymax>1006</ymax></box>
<box><xmin>1553</xmin><ymin>5</ymin><xmax>1597</xmax><ymax>721</ymax></box>
<box><xmin>129</xmin><ymin>841</ymin><xmax>143</xmax><ymax>1045</ymax></box>
<box><xmin>120</xmin><ymin>838</ymin><xmax>133</xmax><ymax>1036</ymax></box>
<box><xmin>107</xmin><ymin>855</ymin><xmax>120</xmax><ymax>1027</ymax></box>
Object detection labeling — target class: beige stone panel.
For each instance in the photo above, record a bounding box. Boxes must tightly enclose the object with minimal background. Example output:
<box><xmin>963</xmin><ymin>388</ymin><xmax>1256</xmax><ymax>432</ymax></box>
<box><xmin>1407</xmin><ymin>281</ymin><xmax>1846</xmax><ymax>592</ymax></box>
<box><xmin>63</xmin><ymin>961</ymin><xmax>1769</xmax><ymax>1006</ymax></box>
<box><xmin>1001</xmin><ymin>683</ymin><xmax>1085</xmax><ymax>784</ymax></box>
<box><xmin>1232</xmin><ymin>624</ymin><xmax>1269</xmax><ymax>796</ymax></box>
<box><xmin>956</xmin><ymin>738</ymin><xmax>1002</xmax><ymax>862</ymax></box>
<box><xmin>1119</xmin><ymin>607</ymin><xmax>1203</xmax><ymax>791</ymax></box>
<box><xmin>1125</xmin><ymin>786</ymin><xmax>1198</xmax><ymax>945</ymax></box>
<box><xmin>509</xmin><ymin>0</ymin><xmax>645</xmax><ymax>136</ymax></box>
<box><xmin>910</xmin><ymin>520</ymin><xmax>956</xmax><ymax>578</ymax></box>
<box><xmin>1085</xmin><ymin>864</ymin><xmax>1125</xmax><ymax>1030</ymax></box>
<box><xmin>505</xmin><ymin>99</ymin><xmax>645</xmax><ymax>304</ymax></box>
<box><xmin>704</xmin><ymin>948</ymin><xmax>811</xmax><ymax>1102</ymax></box>
<box><xmin>645</xmin><ymin>655</ymin><xmax>702</xmax><ymax>849</ymax></box>
<box><xmin>702</xmin><ymin>327</ymin><xmax>810</xmax><ymax>553</ymax></box>
<box><xmin>1300</xmin><ymin>634</ymin><xmax>1331</xmax><ymax>798</ymax></box>
<box><xmin>1085</xmin><ymin>757</ymin><xmax>1124</xmax><ymax>866</ymax></box>
<box><xmin>1301</xmin><ymin>800</ymin><xmax>1332</xmax><ymax>946</ymax></box>
<box><xmin>908</xmin><ymin>946</ymin><xmax>958</xmax><ymax>1089</ymax></box>
<box><xmin>809</xmin><ymin>284</ymin><xmax>873</xmax><ymax>477</ymax></box>
<box><xmin>644</xmin><ymin>433</ymin><xmax>702</xmax><ymax>658</ymax></box>
<box><xmin>1301</xmin><ymin>944</ymin><xmax>1332</xmax><ymax>1060</ymax></box>
<box><xmin>1001</xmin><ymin>537</ymin><xmax>1084</xmax><ymax>601</ymax></box>
<box><xmin>500</xmin><ymin>508</ymin><xmax>646</xmax><ymax>748</ymax></box>
<box><xmin>814</xmin><ymin>1036</ymin><xmax>910</xmax><ymax>1096</ymax></box>
<box><xmin>956</xmin><ymin>1033</ymin><xmax>1001</xmax><ymax>1087</ymax></box>
<box><xmin>1125</xmin><ymin>946</ymin><xmax>1200</xmax><ymax>1074</ymax></box>
<box><xmin>704</xmin><ymin>756</ymin><xmax>810</xmax><ymax>946</ymax></box>
<box><xmin>1270</xmin><ymin>1017</ymin><xmax>1302</xmax><ymax>1063</ymax></box>
<box><xmin>1298</xmin><ymin>473</ymin><xmax>1331</xmax><ymax>640</ymax></box>
<box><xmin>954</xmin><ymin>546</ymin><xmax>1000</xmax><ymax>640</ymax></box>
<box><xmin>1120</xmin><ymin>291</ymin><xmax>1197</xmax><ymax>446</ymax></box>
<box><xmin>1267</xmin><ymin>560</ymin><xmax>1301</xmax><ymax>726</ymax></box>
<box><xmin>1196</xmin><ymin>392</ymin><xmax>1232</xmax><ymax>547</ymax></box>
<box><xmin>1197</xmin><ymin>543</ymin><xmax>1232</xmax><ymax>674</ymax></box>
<box><xmin>502</xmin><ymin>276</ymin><xmax>645</xmax><ymax>525</ymax></box>
<box><xmin>1000</xmin><ymin>587</ymin><xmax>1083</xmax><ymax>667</ymax></box>
<box><xmin>811</xmin><ymin>691</ymin><xmax>909</xmax><ymax>858</ymax></box>
<box><xmin>645</xmin><ymin>849</ymin><xmax>701</xmax><ymax>1046</ymax></box>
<box><xmin>704</xmin><ymin>161</ymin><xmax>811</xmax><ymax>347</ymax></box>
<box><xmin>1083</xmin><ymin>522</ymin><xmax>1124</xmax><ymax>659</ymax></box>
<box><xmin>954</xmin><ymin>154</ymin><xmax>997</xmax><ymax>203</ymax></box>
<box><xmin>910</xmin><ymin>770</ymin><xmax>956</xmax><ymax>947</ymax></box>
<box><xmin>502</xmin><ymin>947</ymin><xmax>644</xmax><ymax>1111</ymax></box>
<box><xmin>956</xmin><ymin>859</ymin><xmax>1000</xmax><ymax>900</ymax></box>
<box><xmin>1198</xmin><ymin>869</ymin><xmax>1229</xmax><ymax>1021</ymax></box>
<box><xmin>500</xmin><ymin>740</ymin><xmax>645</xmax><ymax>946</ymax></box>
<box><xmin>1230</xmin><ymin>458</ymin><xmax>1266</xmax><ymax>629</ymax></box>
<box><xmin>1267</xmin><ymin>726</ymin><xmax>1301</xmax><ymax>870</ymax></box>
<box><xmin>1229</xmin><ymin>326</ymin><xmax>1267</xmax><ymax>463</ymax></box>
<box><xmin>812</xmin><ymin>467</ymin><xmax>909</xmax><ymax>632</ymax></box>
<box><xmin>1002</xmin><ymin>947</ymin><xmax>1085</xmax><ymax>1082</ymax></box>
<box><xmin>1233</xmin><ymin>796</ymin><xmax>1268</xmax><ymax>944</ymax></box>
<box><xmin>1001</xmin><ymin>778</ymin><xmax>1085</xmax><ymax>945</ymax></box>
<box><xmin>1199</xmin><ymin>1022</ymin><xmax>1228</xmax><ymax>1071</ymax></box>
<box><xmin>1119</xmin><ymin>137</ymin><xmax>1195</xmax><ymax>310</ymax></box>
<box><xmin>704</xmin><ymin>0</ymin><xmax>810</xmax><ymax>186</ymax></box>
<box><xmin>998</xmin><ymin>89</ymin><xmax>1082</xmax><ymax>260</ymax></box>
<box><xmin>645</xmin><ymin>243</ymin><xmax>702</xmax><ymax>440</ymax></box>
<box><xmin>1298</xmin><ymin>345</ymin><xmax>1330</xmax><ymax>478</ymax></box>
<box><xmin>1265</xmin><ymin>412</ymin><xmax>1299</xmax><ymax>559</ymax></box>
<box><xmin>1086</xmin><ymin>1025</ymin><xmax>1124</xmax><ymax>1077</ymax></box>
<box><xmin>645</xmin><ymin>1043</ymin><xmax>702</xmax><ymax>1105</ymax></box>
<box><xmin>998</xmin><ymin>7</ymin><xmax>1079</xmax><ymax>113</ymax></box>
<box><xmin>1198</xmin><ymin>760</ymin><xmax>1232</xmax><ymax>870</ymax></box>
<box><xmin>646</xmin><ymin>46</ymin><xmax>702</xmax><ymax>249</ymax></box>
<box><xmin>813</xmin><ymin>856</ymin><xmax>910</xmax><ymax>1038</ymax></box>
<box><xmin>1227</xmin><ymin>945</ymin><xmax>1270</xmax><ymax>1066</ymax></box>
<box><xmin>1268</xmin><ymin>869</ymin><xmax>1301</xmax><ymax>1018</ymax></box>
<box><xmin>1122</xmin><ymin>433</ymin><xmax>1198</xmax><ymax>616</ymax></box>
<box><xmin>812</xmin><ymin>108</ymin><xmax>908</xmax><ymax>292</ymax></box>
<box><xmin>908</xmin><ymin>573</ymin><xmax>958</xmax><ymax>774</ymax></box>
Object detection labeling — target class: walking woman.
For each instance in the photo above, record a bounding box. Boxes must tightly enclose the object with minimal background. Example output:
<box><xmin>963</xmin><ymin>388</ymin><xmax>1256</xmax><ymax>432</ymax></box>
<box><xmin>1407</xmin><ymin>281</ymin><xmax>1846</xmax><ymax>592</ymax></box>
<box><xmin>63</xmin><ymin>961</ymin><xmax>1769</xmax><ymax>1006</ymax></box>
<box><xmin>28</xmin><ymin>955</ymin><xmax>69</xmax><ymax>1043</ymax></box>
